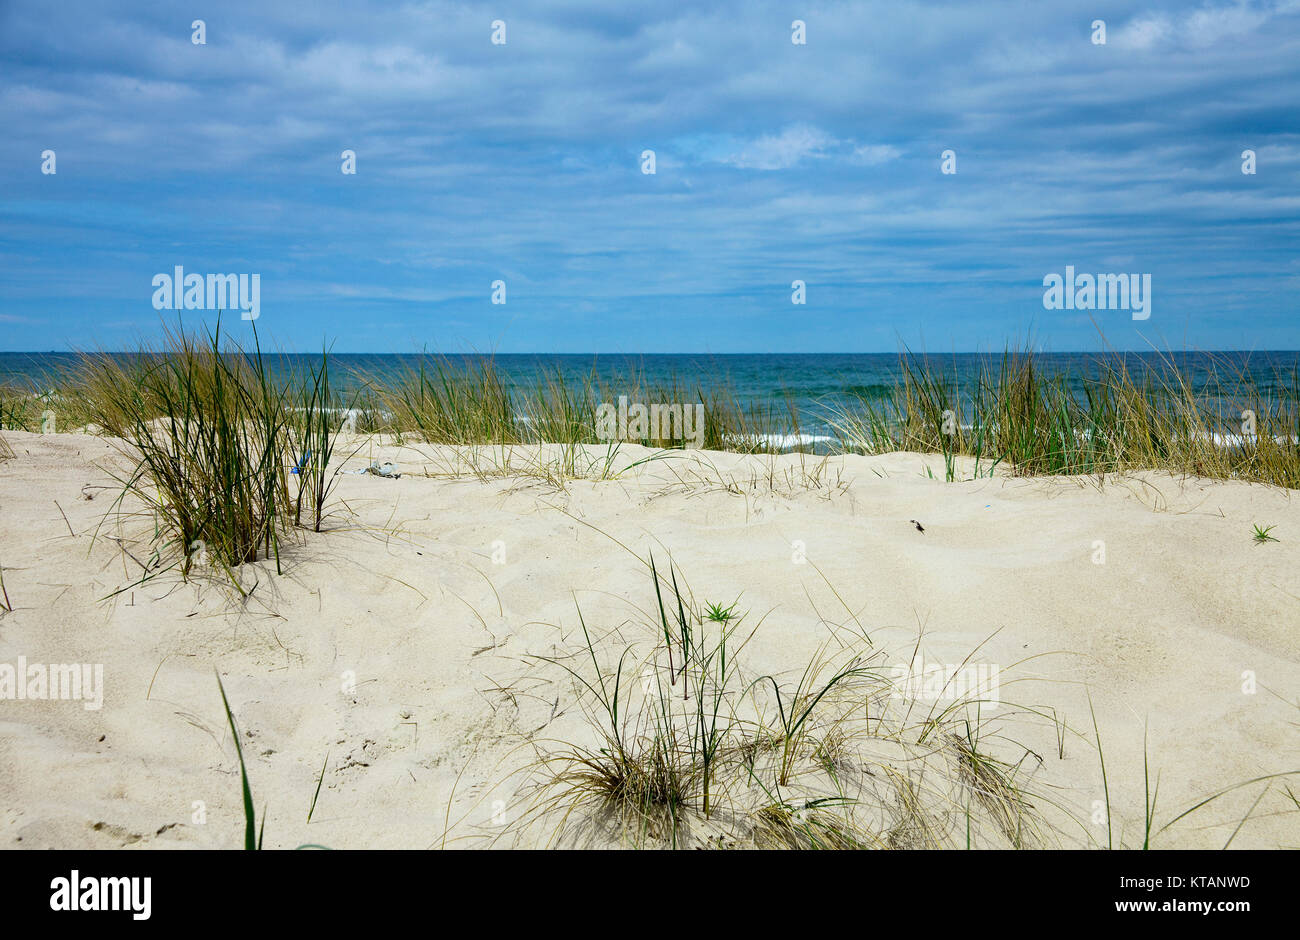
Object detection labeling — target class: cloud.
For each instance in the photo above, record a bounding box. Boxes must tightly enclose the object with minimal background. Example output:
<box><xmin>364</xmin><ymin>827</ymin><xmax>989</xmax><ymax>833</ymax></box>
<box><xmin>723</xmin><ymin>125</ymin><xmax>836</xmax><ymax>170</ymax></box>
<box><xmin>1113</xmin><ymin>14</ymin><xmax>1174</xmax><ymax>51</ymax></box>
<box><xmin>1114</xmin><ymin>0</ymin><xmax>1281</xmax><ymax>50</ymax></box>
<box><xmin>851</xmin><ymin>144</ymin><xmax>902</xmax><ymax>166</ymax></box>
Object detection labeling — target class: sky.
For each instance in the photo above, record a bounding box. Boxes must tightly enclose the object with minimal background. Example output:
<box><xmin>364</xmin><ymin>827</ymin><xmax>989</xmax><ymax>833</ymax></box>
<box><xmin>1</xmin><ymin>0</ymin><xmax>1298</xmax><ymax>353</ymax></box>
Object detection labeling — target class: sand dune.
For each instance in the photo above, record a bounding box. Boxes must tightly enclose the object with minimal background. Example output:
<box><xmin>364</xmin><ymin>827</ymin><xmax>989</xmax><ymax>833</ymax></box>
<box><xmin>0</xmin><ymin>430</ymin><xmax>1296</xmax><ymax>849</ymax></box>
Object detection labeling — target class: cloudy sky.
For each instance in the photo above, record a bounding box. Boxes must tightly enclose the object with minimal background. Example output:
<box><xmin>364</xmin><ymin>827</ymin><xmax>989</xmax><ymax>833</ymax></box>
<box><xmin>2</xmin><ymin>0</ymin><xmax>1298</xmax><ymax>352</ymax></box>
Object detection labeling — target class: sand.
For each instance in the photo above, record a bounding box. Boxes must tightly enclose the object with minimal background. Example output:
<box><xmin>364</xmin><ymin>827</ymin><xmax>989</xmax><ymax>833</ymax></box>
<box><xmin>0</xmin><ymin>429</ymin><xmax>1296</xmax><ymax>849</ymax></box>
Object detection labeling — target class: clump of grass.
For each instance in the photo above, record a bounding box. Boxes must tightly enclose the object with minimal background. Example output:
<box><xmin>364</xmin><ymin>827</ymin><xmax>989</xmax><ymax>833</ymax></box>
<box><xmin>495</xmin><ymin>557</ymin><xmax>1300</xmax><ymax>850</ymax></box>
<box><xmin>376</xmin><ymin>354</ymin><xmax>518</xmax><ymax>446</ymax></box>
<box><xmin>827</xmin><ymin>346</ymin><xmax>1300</xmax><ymax>487</ymax></box>
<box><xmin>0</xmin><ymin>383</ymin><xmax>41</xmax><ymax>431</ymax></box>
<box><xmin>1252</xmin><ymin>523</ymin><xmax>1279</xmax><ymax>544</ymax></box>
<box><xmin>749</xmin><ymin>648</ymin><xmax>871</xmax><ymax>788</ymax></box>
<box><xmin>362</xmin><ymin>354</ymin><xmax>802</xmax><ymax>460</ymax></box>
<box><xmin>65</xmin><ymin>320</ymin><xmax>353</xmax><ymax>591</ymax></box>
<box><xmin>85</xmin><ymin>320</ymin><xmax>291</xmax><ymax>585</ymax></box>
<box><xmin>288</xmin><ymin>346</ymin><xmax>362</xmax><ymax>532</ymax></box>
<box><xmin>500</xmin><ymin>559</ymin><xmax>762</xmax><ymax>846</ymax></box>
<box><xmin>526</xmin><ymin>600</ymin><xmax>703</xmax><ymax>845</ymax></box>
<box><xmin>704</xmin><ymin>600</ymin><xmax>738</xmax><ymax>623</ymax></box>
<box><xmin>500</xmin><ymin>560</ymin><xmax>1065</xmax><ymax>849</ymax></box>
<box><xmin>948</xmin><ymin>725</ymin><xmax>1040</xmax><ymax>848</ymax></box>
<box><xmin>751</xmin><ymin>796</ymin><xmax>869</xmax><ymax>849</ymax></box>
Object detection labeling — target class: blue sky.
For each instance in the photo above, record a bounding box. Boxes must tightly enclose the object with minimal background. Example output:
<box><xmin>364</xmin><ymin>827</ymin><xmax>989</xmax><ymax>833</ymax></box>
<box><xmin>2</xmin><ymin>0</ymin><xmax>1298</xmax><ymax>353</ymax></box>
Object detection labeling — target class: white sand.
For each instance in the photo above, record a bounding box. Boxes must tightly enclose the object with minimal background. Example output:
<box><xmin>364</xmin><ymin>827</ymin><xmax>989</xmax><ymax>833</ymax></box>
<box><xmin>0</xmin><ymin>430</ymin><xmax>1296</xmax><ymax>849</ymax></box>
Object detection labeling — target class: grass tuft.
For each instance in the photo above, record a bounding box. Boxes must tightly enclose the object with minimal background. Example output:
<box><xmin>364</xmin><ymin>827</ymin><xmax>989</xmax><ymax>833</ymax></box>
<box><xmin>1252</xmin><ymin>523</ymin><xmax>1279</xmax><ymax>544</ymax></box>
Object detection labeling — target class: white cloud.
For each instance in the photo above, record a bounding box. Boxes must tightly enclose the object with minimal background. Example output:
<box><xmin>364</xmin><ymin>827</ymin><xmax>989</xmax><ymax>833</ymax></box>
<box><xmin>1114</xmin><ymin>14</ymin><xmax>1173</xmax><ymax>51</ymax></box>
<box><xmin>723</xmin><ymin>124</ymin><xmax>836</xmax><ymax>170</ymax></box>
<box><xmin>1115</xmin><ymin>1</ymin><xmax>1281</xmax><ymax>51</ymax></box>
<box><xmin>851</xmin><ymin>144</ymin><xmax>902</xmax><ymax>166</ymax></box>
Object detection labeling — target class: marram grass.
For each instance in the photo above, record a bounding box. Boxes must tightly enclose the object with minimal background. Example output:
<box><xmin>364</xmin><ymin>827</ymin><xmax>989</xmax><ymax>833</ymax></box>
<box><xmin>826</xmin><ymin>347</ymin><xmax>1300</xmax><ymax>487</ymax></box>
<box><xmin>54</xmin><ymin>321</ymin><xmax>364</xmax><ymax>590</ymax></box>
<box><xmin>481</xmin><ymin>560</ymin><xmax>1300</xmax><ymax>850</ymax></box>
<box><xmin>4</xmin><ymin>334</ymin><xmax>1297</xmax><ymax>595</ymax></box>
<box><xmin>22</xmin><ymin>338</ymin><xmax>1300</xmax><ymax>490</ymax></box>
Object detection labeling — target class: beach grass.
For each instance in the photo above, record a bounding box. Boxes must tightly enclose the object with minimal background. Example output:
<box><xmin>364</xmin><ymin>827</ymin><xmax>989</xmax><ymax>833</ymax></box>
<box><xmin>365</xmin><ymin>353</ymin><xmax>797</xmax><ymax>454</ymax></box>
<box><xmin>81</xmin><ymin>321</ymin><xmax>292</xmax><ymax>584</ymax></box>
<box><xmin>484</xmin><ymin>557</ymin><xmax>1299</xmax><ymax>850</ymax></box>
<box><xmin>48</xmin><ymin>320</ymin><xmax>367</xmax><ymax>590</ymax></box>
<box><xmin>1252</xmin><ymin>523</ymin><xmax>1279</xmax><ymax>544</ymax></box>
<box><xmin>2</xmin><ymin>331</ymin><xmax>1296</xmax><ymax>598</ymax></box>
<box><xmin>288</xmin><ymin>345</ymin><xmax>363</xmax><ymax>532</ymax></box>
<box><xmin>499</xmin><ymin>560</ymin><xmax>1077</xmax><ymax>850</ymax></box>
<box><xmin>10</xmin><ymin>334</ymin><xmax>1294</xmax><ymax>489</ymax></box>
<box><xmin>827</xmin><ymin>347</ymin><xmax>1300</xmax><ymax>487</ymax></box>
